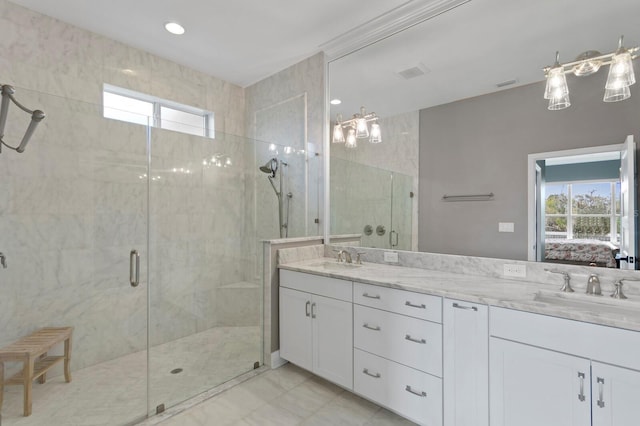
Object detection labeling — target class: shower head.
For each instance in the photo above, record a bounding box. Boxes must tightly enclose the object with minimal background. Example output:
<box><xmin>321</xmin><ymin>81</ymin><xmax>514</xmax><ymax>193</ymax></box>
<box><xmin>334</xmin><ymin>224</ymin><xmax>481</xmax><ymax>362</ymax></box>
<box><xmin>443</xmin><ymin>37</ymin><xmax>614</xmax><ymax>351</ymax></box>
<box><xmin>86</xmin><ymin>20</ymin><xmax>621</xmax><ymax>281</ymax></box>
<box><xmin>259</xmin><ymin>158</ymin><xmax>278</xmax><ymax>177</ymax></box>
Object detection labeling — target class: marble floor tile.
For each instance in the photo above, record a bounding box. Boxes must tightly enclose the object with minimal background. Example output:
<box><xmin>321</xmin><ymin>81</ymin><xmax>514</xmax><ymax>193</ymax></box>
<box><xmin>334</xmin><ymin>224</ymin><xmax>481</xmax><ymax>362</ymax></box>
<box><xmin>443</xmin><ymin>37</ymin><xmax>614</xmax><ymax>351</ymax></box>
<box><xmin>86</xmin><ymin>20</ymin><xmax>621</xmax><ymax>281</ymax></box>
<box><xmin>158</xmin><ymin>363</ymin><xmax>416</xmax><ymax>426</ymax></box>
<box><xmin>1</xmin><ymin>326</ymin><xmax>261</xmax><ymax>426</ymax></box>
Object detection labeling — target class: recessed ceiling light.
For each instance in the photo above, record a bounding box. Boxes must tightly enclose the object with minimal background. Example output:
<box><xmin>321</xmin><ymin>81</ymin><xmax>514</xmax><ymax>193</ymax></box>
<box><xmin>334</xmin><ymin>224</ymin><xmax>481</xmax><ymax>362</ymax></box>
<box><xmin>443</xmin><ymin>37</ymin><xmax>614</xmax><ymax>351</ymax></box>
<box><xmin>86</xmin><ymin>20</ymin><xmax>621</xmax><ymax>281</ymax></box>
<box><xmin>330</xmin><ymin>99</ymin><xmax>342</xmax><ymax>105</ymax></box>
<box><xmin>165</xmin><ymin>22</ymin><xmax>185</xmax><ymax>35</ymax></box>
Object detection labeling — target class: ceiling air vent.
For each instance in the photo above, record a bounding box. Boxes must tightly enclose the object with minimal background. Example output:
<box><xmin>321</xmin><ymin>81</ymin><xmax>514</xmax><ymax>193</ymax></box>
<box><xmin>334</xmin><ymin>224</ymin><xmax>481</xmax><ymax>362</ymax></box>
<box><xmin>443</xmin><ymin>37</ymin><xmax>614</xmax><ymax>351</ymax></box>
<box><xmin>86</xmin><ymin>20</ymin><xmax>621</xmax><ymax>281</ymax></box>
<box><xmin>397</xmin><ymin>65</ymin><xmax>429</xmax><ymax>80</ymax></box>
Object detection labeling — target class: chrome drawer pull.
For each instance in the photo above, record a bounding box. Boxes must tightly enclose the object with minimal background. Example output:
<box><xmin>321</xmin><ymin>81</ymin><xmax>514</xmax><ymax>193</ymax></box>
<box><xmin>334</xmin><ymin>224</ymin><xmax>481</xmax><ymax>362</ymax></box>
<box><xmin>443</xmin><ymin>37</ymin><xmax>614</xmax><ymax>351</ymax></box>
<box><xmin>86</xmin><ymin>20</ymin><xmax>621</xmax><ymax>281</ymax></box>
<box><xmin>305</xmin><ymin>301</ymin><xmax>311</xmax><ymax>317</ymax></box>
<box><xmin>405</xmin><ymin>334</ymin><xmax>426</xmax><ymax>344</ymax></box>
<box><xmin>363</xmin><ymin>368</ymin><xmax>381</xmax><ymax>378</ymax></box>
<box><xmin>405</xmin><ymin>385</ymin><xmax>427</xmax><ymax>397</ymax></box>
<box><xmin>452</xmin><ymin>302</ymin><xmax>478</xmax><ymax>311</ymax></box>
<box><xmin>577</xmin><ymin>372</ymin><xmax>586</xmax><ymax>402</ymax></box>
<box><xmin>405</xmin><ymin>301</ymin><xmax>426</xmax><ymax>309</ymax></box>
<box><xmin>362</xmin><ymin>293</ymin><xmax>381</xmax><ymax>299</ymax></box>
<box><xmin>597</xmin><ymin>377</ymin><xmax>605</xmax><ymax>408</ymax></box>
<box><xmin>363</xmin><ymin>323</ymin><xmax>381</xmax><ymax>331</ymax></box>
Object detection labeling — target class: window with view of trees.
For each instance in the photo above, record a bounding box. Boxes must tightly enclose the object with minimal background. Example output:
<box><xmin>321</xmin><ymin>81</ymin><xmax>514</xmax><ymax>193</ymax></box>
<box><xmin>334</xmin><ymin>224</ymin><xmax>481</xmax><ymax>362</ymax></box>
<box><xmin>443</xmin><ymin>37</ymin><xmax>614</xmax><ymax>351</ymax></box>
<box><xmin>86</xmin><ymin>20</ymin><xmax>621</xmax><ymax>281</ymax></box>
<box><xmin>545</xmin><ymin>181</ymin><xmax>621</xmax><ymax>242</ymax></box>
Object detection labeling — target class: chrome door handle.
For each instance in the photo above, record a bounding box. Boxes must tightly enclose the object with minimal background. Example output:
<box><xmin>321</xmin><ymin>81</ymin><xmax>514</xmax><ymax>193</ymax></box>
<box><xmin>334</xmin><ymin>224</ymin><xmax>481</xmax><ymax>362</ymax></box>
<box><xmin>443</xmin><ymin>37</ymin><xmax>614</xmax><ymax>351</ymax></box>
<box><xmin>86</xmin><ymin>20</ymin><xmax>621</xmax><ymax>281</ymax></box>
<box><xmin>578</xmin><ymin>372</ymin><xmax>586</xmax><ymax>402</ymax></box>
<box><xmin>311</xmin><ymin>302</ymin><xmax>317</xmax><ymax>318</ymax></box>
<box><xmin>405</xmin><ymin>301</ymin><xmax>426</xmax><ymax>309</ymax></box>
<box><xmin>362</xmin><ymin>293</ymin><xmax>381</xmax><ymax>299</ymax></box>
<box><xmin>130</xmin><ymin>250</ymin><xmax>140</xmax><ymax>287</ymax></box>
<box><xmin>597</xmin><ymin>377</ymin><xmax>605</xmax><ymax>408</ymax></box>
<box><xmin>305</xmin><ymin>301</ymin><xmax>310</xmax><ymax>317</ymax></box>
<box><xmin>405</xmin><ymin>385</ymin><xmax>427</xmax><ymax>397</ymax></box>
<box><xmin>363</xmin><ymin>323</ymin><xmax>381</xmax><ymax>331</ymax></box>
<box><xmin>362</xmin><ymin>368</ymin><xmax>381</xmax><ymax>378</ymax></box>
<box><xmin>405</xmin><ymin>334</ymin><xmax>426</xmax><ymax>344</ymax></box>
<box><xmin>452</xmin><ymin>302</ymin><xmax>478</xmax><ymax>311</ymax></box>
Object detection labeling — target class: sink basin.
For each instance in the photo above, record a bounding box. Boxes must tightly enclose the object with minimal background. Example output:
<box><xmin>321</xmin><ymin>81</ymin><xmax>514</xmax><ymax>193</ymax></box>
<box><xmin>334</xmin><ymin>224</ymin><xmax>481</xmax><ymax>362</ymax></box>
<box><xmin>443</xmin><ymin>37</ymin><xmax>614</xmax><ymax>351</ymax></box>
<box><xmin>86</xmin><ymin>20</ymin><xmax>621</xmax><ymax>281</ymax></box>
<box><xmin>533</xmin><ymin>290</ymin><xmax>640</xmax><ymax>318</ymax></box>
<box><xmin>306</xmin><ymin>260</ymin><xmax>363</xmax><ymax>271</ymax></box>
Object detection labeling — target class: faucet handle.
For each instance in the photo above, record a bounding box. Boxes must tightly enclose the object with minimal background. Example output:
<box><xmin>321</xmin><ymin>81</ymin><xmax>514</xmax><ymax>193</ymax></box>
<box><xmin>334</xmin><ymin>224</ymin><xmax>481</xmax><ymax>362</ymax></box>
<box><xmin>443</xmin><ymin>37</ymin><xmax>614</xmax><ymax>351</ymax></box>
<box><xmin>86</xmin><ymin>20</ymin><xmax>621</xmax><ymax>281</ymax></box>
<box><xmin>332</xmin><ymin>248</ymin><xmax>344</xmax><ymax>263</ymax></box>
<box><xmin>355</xmin><ymin>252</ymin><xmax>366</xmax><ymax>265</ymax></box>
<box><xmin>611</xmin><ymin>280</ymin><xmax>628</xmax><ymax>299</ymax></box>
<box><xmin>545</xmin><ymin>269</ymin><xmax>574</xmax><ymax>292</ymax></box>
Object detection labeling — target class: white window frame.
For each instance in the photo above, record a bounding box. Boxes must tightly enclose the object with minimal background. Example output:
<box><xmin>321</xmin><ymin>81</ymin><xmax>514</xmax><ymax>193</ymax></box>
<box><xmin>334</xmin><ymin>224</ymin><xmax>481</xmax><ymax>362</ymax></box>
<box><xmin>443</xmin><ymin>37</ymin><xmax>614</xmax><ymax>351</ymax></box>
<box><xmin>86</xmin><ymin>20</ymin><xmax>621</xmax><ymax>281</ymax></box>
<box><xmin>545</xmin><ymin>179</ymin><xmax>620</xmax><ymax>243</ymax></box>
<box><xmin>103</xmin><ymin>84</ymin><xmax>214</xmax><ymax>138</ymax></box>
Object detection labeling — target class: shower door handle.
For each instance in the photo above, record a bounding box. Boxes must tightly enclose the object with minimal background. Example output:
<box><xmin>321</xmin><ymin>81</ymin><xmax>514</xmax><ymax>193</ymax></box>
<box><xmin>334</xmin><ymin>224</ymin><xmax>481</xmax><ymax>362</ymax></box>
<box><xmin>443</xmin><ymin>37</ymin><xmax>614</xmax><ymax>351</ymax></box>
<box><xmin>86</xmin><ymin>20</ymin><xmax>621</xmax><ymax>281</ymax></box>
<box><xmin>390</xmin><ymin>230</ymin><xmax>399</xmax><ymax>247</ymax></box>
<box><xmin>130</xmin><ymin>250</ymin><xmax>140</xmax><ymax>287</ymax></box>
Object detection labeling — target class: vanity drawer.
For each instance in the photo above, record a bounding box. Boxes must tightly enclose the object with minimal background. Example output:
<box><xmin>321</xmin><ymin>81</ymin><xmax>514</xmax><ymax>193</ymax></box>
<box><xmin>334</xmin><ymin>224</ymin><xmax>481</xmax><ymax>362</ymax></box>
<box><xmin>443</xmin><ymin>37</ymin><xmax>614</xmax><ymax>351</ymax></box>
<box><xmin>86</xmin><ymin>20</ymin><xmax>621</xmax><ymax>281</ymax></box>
<box><xmin>354</xmin><ymin>282</ymin><xmax>442</xmax><ymax>322</ymax></box>
<box><xmin>280</xmin><ymin>269</ymin><xmax>352</xmax><ymax>302</ymax></box>
<box><xmin>354</xmin><ymin>348</ymin><xmax>443</xmax><ymax>426</ymax></box>
<box><xmin>354</xmin><ymin>304</ymin><xmax>442</xmax><ymax>377</ymax></box>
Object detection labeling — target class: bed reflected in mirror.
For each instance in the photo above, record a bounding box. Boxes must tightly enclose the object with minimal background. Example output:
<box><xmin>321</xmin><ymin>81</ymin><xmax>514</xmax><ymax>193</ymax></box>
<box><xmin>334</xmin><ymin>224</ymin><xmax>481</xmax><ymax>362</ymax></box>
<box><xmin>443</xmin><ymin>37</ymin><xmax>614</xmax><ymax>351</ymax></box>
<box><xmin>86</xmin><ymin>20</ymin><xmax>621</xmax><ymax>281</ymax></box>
<box><xmin>528</xmin><ymin>137</ymin><xmax>637</xmax><ymax>269</ymax></box>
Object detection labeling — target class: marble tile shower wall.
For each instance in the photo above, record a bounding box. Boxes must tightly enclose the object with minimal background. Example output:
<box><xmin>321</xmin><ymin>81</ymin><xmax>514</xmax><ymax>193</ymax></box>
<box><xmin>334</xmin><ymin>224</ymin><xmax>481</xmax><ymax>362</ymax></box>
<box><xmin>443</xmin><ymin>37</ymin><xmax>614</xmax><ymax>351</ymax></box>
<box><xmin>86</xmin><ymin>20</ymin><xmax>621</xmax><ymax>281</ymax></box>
<box><xmin>0</xmin><ymin>0</ymin><xmax>261</xmax><ymax>372</ymax></box>
<box><xmin>244</xmin><ymin>53</ymin><xmax>325</xmax><ymax>279</ymax></box>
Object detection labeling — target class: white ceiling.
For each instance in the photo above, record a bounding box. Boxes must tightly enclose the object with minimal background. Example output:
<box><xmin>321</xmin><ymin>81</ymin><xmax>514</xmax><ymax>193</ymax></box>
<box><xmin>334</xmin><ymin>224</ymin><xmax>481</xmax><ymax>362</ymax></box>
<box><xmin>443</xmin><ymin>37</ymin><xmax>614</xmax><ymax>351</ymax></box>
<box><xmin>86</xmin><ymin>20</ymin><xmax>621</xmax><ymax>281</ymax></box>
<box><xmin>8</xmin><ymin>0</ymin><xmax>409</xmax><ymax>87</ymax></box>
<box><xmin>9</xmin><ymin>0</ymin><xmax>640</xmax><ymax>117</ymax></box>
<box><xmin>329</xmin><ymin>0</ymin><xmax>640</xmax><ymax>119</ymax></box>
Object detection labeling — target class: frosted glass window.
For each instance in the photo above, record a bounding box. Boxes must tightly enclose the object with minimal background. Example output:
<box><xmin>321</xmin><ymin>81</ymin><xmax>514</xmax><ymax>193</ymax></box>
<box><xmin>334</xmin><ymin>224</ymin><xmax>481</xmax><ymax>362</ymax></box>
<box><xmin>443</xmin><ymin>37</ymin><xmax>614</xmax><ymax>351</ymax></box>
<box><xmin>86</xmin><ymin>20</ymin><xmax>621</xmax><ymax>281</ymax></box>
<box><xmin>102</xmin><ymin>84</ymin><xmax>214</xmax><ymax>138</ymax></box>
<box><xmin>103</xmin><ymin>92</ymin><xmax>152</xmax><ymax>126</ymax></box>
<box><xmin>160</xmin><ymin>106</ymin><xmax>206</xmax><ymax>137</ymax></box>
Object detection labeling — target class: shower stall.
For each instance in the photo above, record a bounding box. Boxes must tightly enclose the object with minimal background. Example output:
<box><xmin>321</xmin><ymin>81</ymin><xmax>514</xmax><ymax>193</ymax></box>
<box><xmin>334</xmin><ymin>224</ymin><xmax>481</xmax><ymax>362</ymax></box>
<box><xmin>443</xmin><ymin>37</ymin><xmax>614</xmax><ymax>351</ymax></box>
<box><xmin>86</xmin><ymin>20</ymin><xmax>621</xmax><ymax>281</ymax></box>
<box><xmin>0</xmin><ymin>86</ymin><xmax>317</xmax><ymax>425</ymax></box>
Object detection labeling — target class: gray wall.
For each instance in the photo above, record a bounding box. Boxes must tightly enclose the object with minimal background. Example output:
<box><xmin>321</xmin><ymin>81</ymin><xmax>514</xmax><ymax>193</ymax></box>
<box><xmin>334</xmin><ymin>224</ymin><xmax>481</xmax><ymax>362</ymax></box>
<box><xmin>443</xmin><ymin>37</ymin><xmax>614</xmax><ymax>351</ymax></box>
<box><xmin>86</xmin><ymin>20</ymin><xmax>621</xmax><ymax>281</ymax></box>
<box><xmin>419</xmin><ymin>72</ymin><xmax>640</xmax><ymax>260</ymax></box>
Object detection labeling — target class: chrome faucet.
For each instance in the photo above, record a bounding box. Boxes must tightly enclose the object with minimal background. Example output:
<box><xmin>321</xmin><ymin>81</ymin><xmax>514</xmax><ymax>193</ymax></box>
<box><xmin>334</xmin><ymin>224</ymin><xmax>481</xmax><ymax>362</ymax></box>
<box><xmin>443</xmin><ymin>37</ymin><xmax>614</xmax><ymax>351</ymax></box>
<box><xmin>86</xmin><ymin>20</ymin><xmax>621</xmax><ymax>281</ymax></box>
<box><xmin>586</xmin><ymin>273</ymin><xmax>601</xmax><ymax>295</ymax></box>
<box><xmin>0</xmin><ymin>252</ymin><xmax>6</xmax><ymax>269</ymax></box>
<box><xmin>545</xmin><ymin>269</ymin><xmax>574</xmax><ymax>292</ymax></box>
<box><xmin>333</xmin><ymin>249</ymin><xmax>352</xmax><ymax>263</ymax></box>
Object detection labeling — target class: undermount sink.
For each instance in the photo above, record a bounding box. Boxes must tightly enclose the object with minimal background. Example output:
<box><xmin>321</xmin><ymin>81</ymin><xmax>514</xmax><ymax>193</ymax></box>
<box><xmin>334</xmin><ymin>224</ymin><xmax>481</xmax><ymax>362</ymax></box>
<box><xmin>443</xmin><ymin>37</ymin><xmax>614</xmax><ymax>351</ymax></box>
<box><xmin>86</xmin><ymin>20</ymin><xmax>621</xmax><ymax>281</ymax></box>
<box><xmin>306</xmin><ymin>260</ymin><xmax>363</xmax><ymax>270</ymax></box>
<box><xmin>533</xmin><ymin>290</ymin><xmax>640</xmax><ymax>318</ymax></box>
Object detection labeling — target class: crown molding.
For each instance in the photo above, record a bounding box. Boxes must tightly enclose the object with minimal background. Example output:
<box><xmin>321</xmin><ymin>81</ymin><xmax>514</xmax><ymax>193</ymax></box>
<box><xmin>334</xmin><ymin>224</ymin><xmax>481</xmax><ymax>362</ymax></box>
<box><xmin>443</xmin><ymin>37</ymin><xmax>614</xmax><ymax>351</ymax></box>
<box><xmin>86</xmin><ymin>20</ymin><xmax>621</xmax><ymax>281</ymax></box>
<box><xmin>320</xmin><ymin>0</ymin><xmax>471</xmax><ymax>61</ymax></box>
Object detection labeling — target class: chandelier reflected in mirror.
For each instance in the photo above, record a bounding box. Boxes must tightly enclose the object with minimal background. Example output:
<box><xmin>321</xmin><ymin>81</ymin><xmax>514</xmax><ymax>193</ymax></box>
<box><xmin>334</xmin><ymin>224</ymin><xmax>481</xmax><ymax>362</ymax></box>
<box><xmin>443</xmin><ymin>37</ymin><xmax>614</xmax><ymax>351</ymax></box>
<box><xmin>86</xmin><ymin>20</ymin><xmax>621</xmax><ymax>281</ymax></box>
<box><xmin>332</xmin><ymin>106</ymin><xmax>382</xmax><ymax>148</ymax></box>
<box><xmin>543</xmin><ymin>36</ymin><xmax>638</xmax><ymax>110</ymax></box>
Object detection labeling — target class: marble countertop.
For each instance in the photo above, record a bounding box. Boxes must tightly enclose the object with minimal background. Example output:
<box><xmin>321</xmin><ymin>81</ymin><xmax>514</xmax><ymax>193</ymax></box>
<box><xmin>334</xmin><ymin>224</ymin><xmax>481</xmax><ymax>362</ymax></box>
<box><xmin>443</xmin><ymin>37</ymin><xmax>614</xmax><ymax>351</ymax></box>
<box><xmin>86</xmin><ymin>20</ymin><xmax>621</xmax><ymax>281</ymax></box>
<box><xmin>279</xmin><ymin>258</ymin><xmax>640</xmax><ymax>332</ymax></box>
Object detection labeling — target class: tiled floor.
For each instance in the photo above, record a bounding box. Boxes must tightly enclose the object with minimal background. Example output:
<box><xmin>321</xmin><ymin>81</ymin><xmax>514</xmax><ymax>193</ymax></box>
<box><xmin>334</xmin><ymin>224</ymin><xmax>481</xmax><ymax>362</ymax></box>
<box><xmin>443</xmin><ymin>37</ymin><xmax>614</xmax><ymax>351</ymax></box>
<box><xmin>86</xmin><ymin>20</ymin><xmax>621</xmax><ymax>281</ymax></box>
<box><xmin>157</xmin><ymin>363</ymin><xmax>417</xmax><ymax>426</ymax></box>
<box><xmin>1</xmin><ymin>326</ymin><xmax>261</xmax><ymax>426</ymax></box>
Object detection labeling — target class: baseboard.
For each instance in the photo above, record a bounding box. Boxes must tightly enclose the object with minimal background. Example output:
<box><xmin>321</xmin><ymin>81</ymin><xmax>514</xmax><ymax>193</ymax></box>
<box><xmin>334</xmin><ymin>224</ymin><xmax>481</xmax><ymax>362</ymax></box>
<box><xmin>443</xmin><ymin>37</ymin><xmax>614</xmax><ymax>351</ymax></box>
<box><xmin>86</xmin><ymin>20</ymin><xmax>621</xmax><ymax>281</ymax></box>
<box><xmin>270</xmin><ymin>351</ymin><xmax>288</xmax><ymax>369</ymax></box>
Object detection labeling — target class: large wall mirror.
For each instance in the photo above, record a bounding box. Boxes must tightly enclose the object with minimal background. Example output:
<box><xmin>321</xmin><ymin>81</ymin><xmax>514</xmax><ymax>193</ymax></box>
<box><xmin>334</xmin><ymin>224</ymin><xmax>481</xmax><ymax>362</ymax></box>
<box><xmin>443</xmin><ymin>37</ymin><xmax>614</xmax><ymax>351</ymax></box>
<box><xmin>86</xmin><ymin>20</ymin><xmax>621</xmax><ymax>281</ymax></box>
<box><xmin>327</xmin><ymin>0</ymin><xmax>640</xmax><ymax>268</ymax></box>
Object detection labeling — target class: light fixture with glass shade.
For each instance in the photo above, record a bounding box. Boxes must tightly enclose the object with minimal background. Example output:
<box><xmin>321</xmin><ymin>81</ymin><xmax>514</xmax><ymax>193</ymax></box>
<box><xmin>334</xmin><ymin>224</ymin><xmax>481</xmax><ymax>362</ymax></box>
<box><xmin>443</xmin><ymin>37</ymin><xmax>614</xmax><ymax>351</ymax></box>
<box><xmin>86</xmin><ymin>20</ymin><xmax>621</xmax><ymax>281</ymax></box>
<box><xmin>544</xmin><ymin>52</ymin><xmax>570</xmax><ymax>110</ymax></box>
<box><xmin>543</xmin><ymin>36</ymin><xmax>638</xmax><ymax>110</ymax></box>
<box><xmin>331</xmin><ymin>106</ymin><xmax>382</xmax><ymax>146</ymax></box>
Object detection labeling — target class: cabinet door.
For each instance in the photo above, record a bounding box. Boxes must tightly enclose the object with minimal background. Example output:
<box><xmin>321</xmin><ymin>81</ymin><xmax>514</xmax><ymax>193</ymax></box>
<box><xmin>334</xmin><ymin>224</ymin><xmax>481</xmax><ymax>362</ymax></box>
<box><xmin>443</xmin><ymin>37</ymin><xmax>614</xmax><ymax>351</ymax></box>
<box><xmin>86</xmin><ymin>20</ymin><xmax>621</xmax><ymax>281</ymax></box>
<box><xmin>592</xmin><ymin>361</ymin><xmax>640</xmax><ymax>426</ymax></box>
<box><xmin>279</xmin><ymin>287</ymin><xmax>313</xmax><ymax>371</ymax></box>
<box><xmin>312</xmin><ymin>294</ymin><xmax>353</xmax><ymax>389</ymax></box>
<box><xmin>490</xmin><ymin>338</ymin><xmax>591</xmax><ymax>426</ymax></box>
<box><xmin>443</xmin><ymin>299</ymin><xmax>488</xmax><ymax>426</ymax></box>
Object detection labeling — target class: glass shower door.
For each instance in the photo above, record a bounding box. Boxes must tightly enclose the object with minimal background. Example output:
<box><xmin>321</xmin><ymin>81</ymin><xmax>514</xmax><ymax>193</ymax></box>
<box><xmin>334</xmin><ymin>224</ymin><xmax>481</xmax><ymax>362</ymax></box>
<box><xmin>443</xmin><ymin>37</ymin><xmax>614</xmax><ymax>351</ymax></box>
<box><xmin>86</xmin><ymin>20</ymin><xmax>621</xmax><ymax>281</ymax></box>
<box><xmin>147</xmin><ymin>125</ymin><xmax>264</xmax><ymax>414</ymax></box>
<box><xmin>390</xmin><ymin>172</ymin><xmax>415</xmax><ymax>251</ymax></box>
<box><xmin>0</xmin><ymin>89</ymin><xmax>150</xmax><ymax>426</ymax></box>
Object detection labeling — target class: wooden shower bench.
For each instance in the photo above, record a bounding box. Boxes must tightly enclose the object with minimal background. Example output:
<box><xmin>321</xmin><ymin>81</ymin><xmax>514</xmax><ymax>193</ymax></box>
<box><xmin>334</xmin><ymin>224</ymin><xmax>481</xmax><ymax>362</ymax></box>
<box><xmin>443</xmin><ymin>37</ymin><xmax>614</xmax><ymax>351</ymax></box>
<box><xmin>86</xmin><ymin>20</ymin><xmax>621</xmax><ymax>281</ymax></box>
<box><xmin>0</xmin><ymin>327</ymin><xmax>73</xmax><ymax>416</ymax></box>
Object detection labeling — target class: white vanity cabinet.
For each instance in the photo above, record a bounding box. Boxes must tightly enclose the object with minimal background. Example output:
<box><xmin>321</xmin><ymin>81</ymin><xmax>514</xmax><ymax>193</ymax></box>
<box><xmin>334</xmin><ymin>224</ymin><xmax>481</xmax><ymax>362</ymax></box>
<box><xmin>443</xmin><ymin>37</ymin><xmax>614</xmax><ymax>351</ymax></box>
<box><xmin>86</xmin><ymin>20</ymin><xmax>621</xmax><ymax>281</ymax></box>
<box><xmin>443</xmin><ymin>298</ymin><xmax>488</xmax><ymax>426</ymax></box>
<box><xmin>490</xmin><ymin>338</ymin><xmax>591</xmax><ymax>426</ymax></box>
<box><xmin>490</xmin><ymin>307</ymin><xmax>640</xmax><ymax>426</ymax></box>
<box><xmin>279</xmin><ymin>270</ymin><xmax>353</xmax><ymax>389</ymax></box>
<box><xmin>591</xmin><ymin>362</ymin><xmax>640</xmax><ymax>426</ymax></box>
<box><xmin>353</xmin><ymin>282</ymin><xmax>443</xmax><ymax>426</ymax></box>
